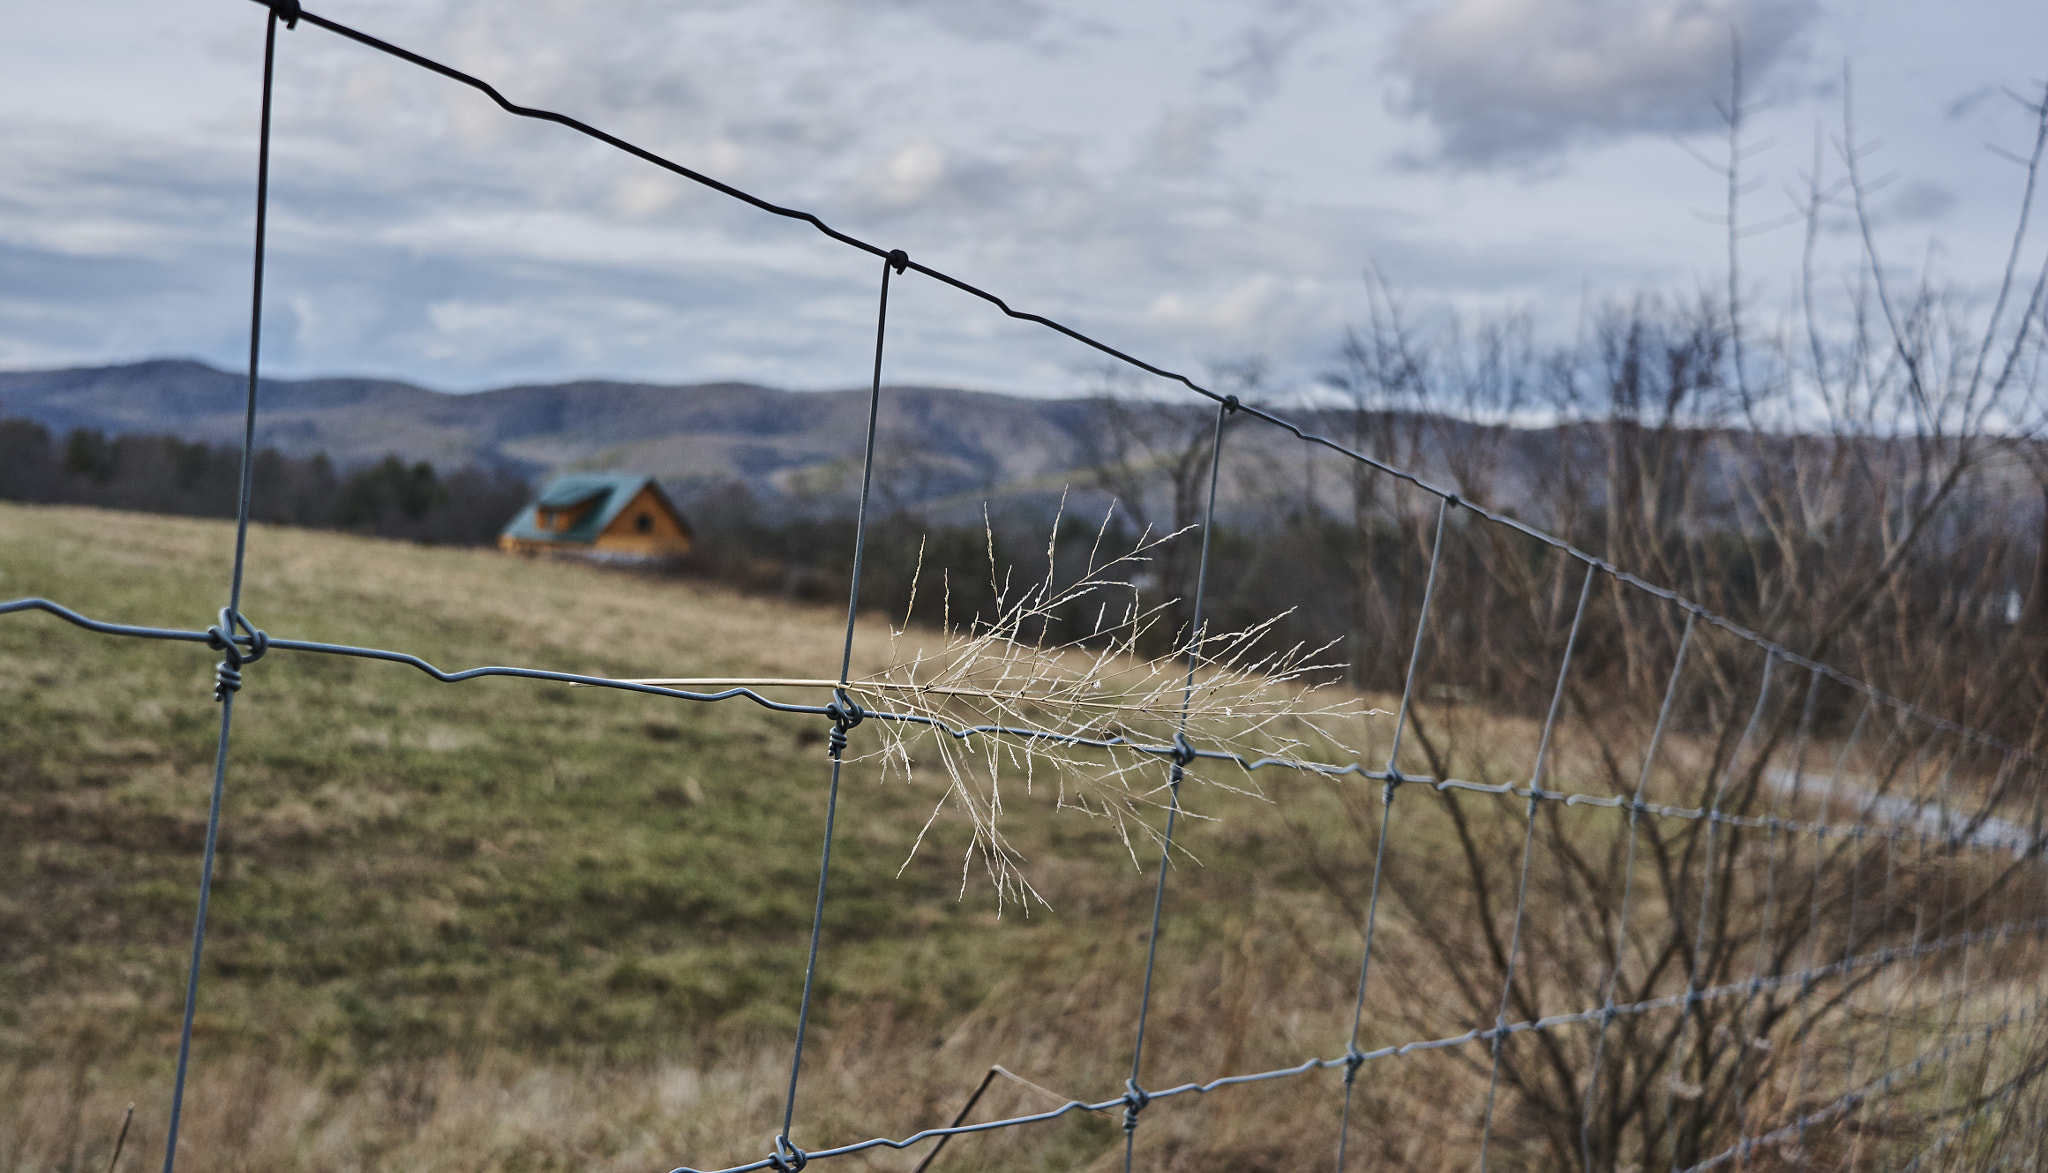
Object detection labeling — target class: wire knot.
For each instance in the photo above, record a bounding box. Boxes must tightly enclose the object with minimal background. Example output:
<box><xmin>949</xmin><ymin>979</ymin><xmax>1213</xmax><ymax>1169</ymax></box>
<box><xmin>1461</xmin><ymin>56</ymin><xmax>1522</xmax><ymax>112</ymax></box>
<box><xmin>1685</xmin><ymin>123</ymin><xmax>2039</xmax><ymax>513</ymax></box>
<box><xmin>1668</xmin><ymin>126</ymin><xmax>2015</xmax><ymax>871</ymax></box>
<box><xmin>767</xmin><ymin>1136</ymin><xmax>807</xmax><ymax>1172</ymax></box>
<box><xmin>1382</xmin><ymin>767</ymin><xmax>1408</xmax><ymax>803</ymax></box>
<box><xmin>825</xmin><ymin>689</ymin><xmax>865</xmax><ymax>758</ymax></box>
<box><xmin>827</xmin><ymin>688</ymin><xmax>865</xmax><ymax>729</ymax></box>
<box><xmin>1342</xmin><ymin>1047</ymin><xmax>1367</xmax><ymax>1086</ymax></box>
<box><xmin>1221</xmin><ymin>394</ymin><xmax>1240</xmax><ymax>414</ymax></box>
<box><xmin>1121</xmin><ymin>1079</ymin><xmax>1150</xmax><ymax>1133</ymax></box>
<box><xmin>264</xmin><ymin>0</ymin><xmax>301</xmax><ymax>27</ymax></box>
<box><xmin>1444</xmin><ymin>493</ymin><xmax>1461</xmax><ymax>510</ymax></box>
<box><xmin>886</xmin><ymin>249</ymin><xmax>909</xmax><ymax>274</ymax></box>
<box><xmin>205</xmin><ymin>608</ymin><xmax>268</xmax><ymax>702</ymax></box>
<box><xmin>1169</xmin><ymin>732</ymin><xmax>1197</xmax><ymax>768</ymax></box>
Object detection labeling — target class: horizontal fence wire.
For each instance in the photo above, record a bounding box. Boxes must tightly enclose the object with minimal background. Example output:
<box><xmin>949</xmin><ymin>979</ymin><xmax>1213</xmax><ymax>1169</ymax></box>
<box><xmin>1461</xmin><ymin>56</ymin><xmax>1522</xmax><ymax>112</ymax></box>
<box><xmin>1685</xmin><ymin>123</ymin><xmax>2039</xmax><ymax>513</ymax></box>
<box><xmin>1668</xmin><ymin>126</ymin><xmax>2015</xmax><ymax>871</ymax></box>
<box><xmin>1890</xmin><ymin>1046</ymin><xmax>2048</xmax><ymax>1173</ymax></box>
<box><xmin>1678</xmin><ymin>988</ymin><xmax>2048</xmax><ymax>1173</ymax></box>
<box><xmin>8</xmin><ymin>597</ymin><xmax>2039</xmax><ymax>857</ymax></box>
<box><xmin>658</xmin><ymin>918</ymin><xmax>2048</xmax><ymax>1173</ymax></box>
<box><xmin>5</xmin><ymin>2</ymin><xmax>2045</xmax><ymax>1170</ymax></box>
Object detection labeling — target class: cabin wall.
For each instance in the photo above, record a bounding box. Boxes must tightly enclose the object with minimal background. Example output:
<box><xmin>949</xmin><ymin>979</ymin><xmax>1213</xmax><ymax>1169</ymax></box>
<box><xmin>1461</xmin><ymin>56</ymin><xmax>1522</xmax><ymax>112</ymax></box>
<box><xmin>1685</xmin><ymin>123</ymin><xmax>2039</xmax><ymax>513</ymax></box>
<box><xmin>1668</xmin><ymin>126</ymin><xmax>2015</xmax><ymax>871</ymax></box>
<box><xmin>591</xmin><ymin>485</ymin><xmax>693</xmax><ymax>557</ymax></box>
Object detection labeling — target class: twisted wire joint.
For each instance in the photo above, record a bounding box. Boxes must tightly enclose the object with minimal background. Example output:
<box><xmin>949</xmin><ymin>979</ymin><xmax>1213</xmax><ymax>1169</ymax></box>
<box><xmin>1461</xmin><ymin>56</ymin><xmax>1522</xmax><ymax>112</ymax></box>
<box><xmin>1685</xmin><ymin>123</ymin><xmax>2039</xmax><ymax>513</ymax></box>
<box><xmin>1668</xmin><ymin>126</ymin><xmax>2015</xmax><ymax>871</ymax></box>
<box><xmin>767</xmin><ymin>1136</ymin><xmax>808</xmax><ymax>1172</ymax></box>
<box><xmin>825</xmin><ymin>688</ymin><xmax>865</xmax><ymax>758</ymax></box>
<box><xmin>204</xmin><ymin>608</ymin><xmax>268</xmax><ymax>702</ymax></box>
<box><xmin>1121</xmin><ymin>1079</ymin><xmax>1151</xmax><ymax>1134</ymax></box>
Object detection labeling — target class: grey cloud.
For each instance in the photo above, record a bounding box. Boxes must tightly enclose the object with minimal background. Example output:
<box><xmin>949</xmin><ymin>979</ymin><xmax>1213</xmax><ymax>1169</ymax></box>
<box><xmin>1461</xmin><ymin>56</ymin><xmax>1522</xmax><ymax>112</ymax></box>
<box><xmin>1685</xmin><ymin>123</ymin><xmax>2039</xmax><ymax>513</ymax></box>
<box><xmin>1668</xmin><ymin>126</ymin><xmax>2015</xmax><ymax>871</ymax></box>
<box><xmin>1205</xmin><ymin>1</ymin><xmax>1325</xmax><ymax>101</ymax></box>
<box><xmin>0</xmin><ymin>110</ymin><xmax>877</xmax><ymax>388</ymax></box>
<box><xmin>229</xmin><ymin>231</ymin><xmax>875</xmax><ymax>390</ymax></box>
<box><xmin>1886</xmin><ymin>178</ymin><xmax>1955</xmax><ymax>223</ymax></box>
<box><xmin>1945</xmin><ymin>86</ymin><xmax>1998</xmax><ymax>121</ymax></box>
<box><xmin>1130</xmin><ymin>1</ymin><xmax>1328</xmax><ymax>183</ymax></box>
<box><xmin>13</xmin><ymin>0</ymin><xmax>1896</xmax><ymax>400</ymax></box>
<box><xmin>813</xmin><ymin>0</ymin><xmax>1051</xmax><ymax>43</ymax></box>
<box><xmin>1391</xmin><ymin>0</ymin><xmax>1820</xmax><ymax>168</ymax></box>
<box><xmin>1145</xmin><ymin>106</ymin><xmax>1238</xmax><ymax>176</ymax></box>
<box><xmin>832</xmin><ymin>133</ymin><xmax>1108</xmax><ymax>239</ymax></box>
<box><xmin>1812</xmin><ymin>179</ymin><xmax>1957</xmax><ymax>238</ymax></box>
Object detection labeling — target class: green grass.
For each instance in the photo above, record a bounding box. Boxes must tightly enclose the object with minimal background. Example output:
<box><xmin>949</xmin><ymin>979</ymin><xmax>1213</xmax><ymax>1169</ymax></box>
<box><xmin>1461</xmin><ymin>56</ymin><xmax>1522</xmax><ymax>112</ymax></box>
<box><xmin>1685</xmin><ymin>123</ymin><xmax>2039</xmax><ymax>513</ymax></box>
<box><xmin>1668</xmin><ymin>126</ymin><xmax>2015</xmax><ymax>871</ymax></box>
<box><xmin>2</xmin><ymin>504</ymin><xmax>1079</xmax><ymax>1066</ymax></box>
<box><xmin>10</xmin><ymin>502</ymin><xmax>2036</xmax><ymax>1173</ymax></box>
<box><xmin>1</xmin><ymin>503</ymin><xmax>1395</xmax><ymax>1173</ymax></box>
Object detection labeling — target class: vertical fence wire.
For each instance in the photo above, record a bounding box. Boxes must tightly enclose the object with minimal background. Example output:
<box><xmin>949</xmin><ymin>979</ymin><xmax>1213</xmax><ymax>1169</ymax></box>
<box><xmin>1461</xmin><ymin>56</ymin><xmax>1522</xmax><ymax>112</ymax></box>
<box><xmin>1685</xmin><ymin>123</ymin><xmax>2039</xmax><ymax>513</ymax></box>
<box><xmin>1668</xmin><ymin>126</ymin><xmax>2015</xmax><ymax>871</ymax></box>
<box><xmin>1121</xmin><ymin>395</ymin><xmax>1234</xmax><ymax>1173</ymax></box>
<box><xmin>1334</xmin><ymin>494</ymin><xmax>1451</xmax><ymax>1171</ymax></box>
<box><xmin>1476</xmin><ymin>560</ymin><xmax>1598</xmax><ymax>1170</ymax></box>
<box><xmin>1856</xmin><ymin>805</ymin><xmax>1907</xmax><ymax>1168</ymax></box>
<box><xmin>1939</xmin><ymin>748</ymin><xmax>2026</xmax><ymax>1167</ymax></box>
<box><xmin>1835</xmin><ymin>708</ymin><xmax>1916</xmax><ymax>1165</ymax></box>
<box><xmin>1924</xmin><ymin>745</ymin><xmax>1968</xmax><ymax>1166</ymax></box>
<box><xmin>1664</xmin><ymin>653</ymin><xmax>1777</xmax><ymax>1171</ymax></box>
<box><xmin>771</xmin><ymin>248</ymin><xmax>907</xmax><ymax>1171</ymax></box>
<box><xmin>1728</xmin><ymin>665</ymin><xmax>1824</xmax><ymax>1167</ymax></box>
<box><xmin>1581</xmin><ymin>608</ymin><xmax>1698</xmax><ymax>1173</ymax></box>
<box><xmin>158</xmin><ymin>11</ymin><xmax>284</xmax><ymax>1173</ymax></box>
<box><xmin>1786</xmin><ymin>692</ymin><xmax>1870</xmax><ymax>1161</ymax></box>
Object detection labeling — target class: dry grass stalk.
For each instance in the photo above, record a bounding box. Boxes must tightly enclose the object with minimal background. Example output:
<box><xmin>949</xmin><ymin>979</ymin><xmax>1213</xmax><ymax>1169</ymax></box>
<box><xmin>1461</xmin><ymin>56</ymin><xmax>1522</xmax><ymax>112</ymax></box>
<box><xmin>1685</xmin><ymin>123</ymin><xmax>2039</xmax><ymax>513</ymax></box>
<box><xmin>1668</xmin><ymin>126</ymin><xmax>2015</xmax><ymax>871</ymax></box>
<box><xmin>623</xmin><ymin>512</ymin><xmax>1378</xmax><ymax>908</ymax></box>
<box><xmin>846</xmin><ymin>510</ymin><xmax>1378</xmax><ymax>910</ymax></box>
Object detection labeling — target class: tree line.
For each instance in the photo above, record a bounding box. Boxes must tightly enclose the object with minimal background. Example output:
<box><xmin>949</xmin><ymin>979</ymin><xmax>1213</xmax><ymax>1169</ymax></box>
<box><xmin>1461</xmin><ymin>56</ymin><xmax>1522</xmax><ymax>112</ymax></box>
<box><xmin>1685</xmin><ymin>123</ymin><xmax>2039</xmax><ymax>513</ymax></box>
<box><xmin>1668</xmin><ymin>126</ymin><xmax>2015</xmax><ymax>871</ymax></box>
<box><xmin>0</xmin><ymin>418</ymin><xmax>531</xmax><ymax>546</ymax></box>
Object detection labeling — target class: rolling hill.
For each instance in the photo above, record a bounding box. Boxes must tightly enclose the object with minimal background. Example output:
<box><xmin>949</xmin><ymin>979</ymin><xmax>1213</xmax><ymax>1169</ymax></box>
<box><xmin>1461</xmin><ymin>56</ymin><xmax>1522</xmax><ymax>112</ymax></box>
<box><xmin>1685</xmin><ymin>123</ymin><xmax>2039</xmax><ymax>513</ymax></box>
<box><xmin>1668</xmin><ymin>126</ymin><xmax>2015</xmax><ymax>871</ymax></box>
<box><xmin>0</xmin><ymin>501</ymin><xmax>1395</xmax><ymax>1173</ymax></box>
<box><xmin>0</xmin><ymin>359</ymin><xmax>1107</xmax><ymax>509</ymax></box>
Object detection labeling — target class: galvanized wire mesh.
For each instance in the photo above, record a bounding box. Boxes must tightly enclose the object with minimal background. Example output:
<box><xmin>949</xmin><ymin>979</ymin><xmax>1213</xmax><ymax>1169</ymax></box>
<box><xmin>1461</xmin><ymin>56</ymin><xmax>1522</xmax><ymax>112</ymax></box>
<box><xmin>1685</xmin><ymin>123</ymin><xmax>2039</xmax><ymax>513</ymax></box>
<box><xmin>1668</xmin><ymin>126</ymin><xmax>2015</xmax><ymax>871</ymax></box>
<box><xmin>8</xmin><ymin>3</ymin><xmax>2048</xmax><ymax>1170</ymax></box>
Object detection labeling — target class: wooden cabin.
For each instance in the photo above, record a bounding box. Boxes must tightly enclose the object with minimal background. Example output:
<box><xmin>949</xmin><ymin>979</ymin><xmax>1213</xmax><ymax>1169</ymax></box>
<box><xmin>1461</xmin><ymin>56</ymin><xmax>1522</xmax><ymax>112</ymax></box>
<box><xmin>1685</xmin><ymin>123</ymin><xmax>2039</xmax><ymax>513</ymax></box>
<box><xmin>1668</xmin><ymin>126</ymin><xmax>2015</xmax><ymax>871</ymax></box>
<box><xmin>499</xmin><ymin>473</ymin><xmax>693</xmax><ymax>562</ymax></box>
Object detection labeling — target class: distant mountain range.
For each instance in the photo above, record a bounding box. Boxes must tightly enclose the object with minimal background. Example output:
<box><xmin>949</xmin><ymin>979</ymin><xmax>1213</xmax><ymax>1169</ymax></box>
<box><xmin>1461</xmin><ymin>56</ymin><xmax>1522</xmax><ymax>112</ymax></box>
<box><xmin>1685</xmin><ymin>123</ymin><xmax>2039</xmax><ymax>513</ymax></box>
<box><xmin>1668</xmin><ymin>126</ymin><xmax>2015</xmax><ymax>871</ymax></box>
<box><xmin>0</xmin><ymin>358</ymin><xmax>1764</xmax><ymax>531</ymax></box>
<box><xmin>22</xmin><ymin>359</ymin><xmax>2010</xmax><ymax>537</ymax></box>
<box><xmin>0</xmin><ymin>360</ymin><xmax>1112</xmax><ymax>510</ymax></box>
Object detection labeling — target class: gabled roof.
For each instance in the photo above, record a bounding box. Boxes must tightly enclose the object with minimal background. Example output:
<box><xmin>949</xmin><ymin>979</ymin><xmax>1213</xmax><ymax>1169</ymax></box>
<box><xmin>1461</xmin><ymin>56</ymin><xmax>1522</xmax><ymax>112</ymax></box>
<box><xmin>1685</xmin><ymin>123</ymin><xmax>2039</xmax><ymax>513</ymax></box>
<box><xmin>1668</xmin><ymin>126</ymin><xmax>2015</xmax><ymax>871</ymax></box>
<box><xmin>501</xmin><ymin>472</ymin><xmax>680</xmax><ymax>545</ymax></box>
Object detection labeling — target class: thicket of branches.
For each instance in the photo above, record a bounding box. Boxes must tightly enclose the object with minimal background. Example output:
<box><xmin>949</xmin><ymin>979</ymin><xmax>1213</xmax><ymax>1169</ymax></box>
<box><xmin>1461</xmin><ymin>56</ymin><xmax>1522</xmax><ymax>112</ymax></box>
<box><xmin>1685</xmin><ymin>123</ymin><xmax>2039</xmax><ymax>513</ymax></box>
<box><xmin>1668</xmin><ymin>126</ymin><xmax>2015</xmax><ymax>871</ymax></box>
<box><xmin>1242</xmin><ymin>74</ymin><xmax>2048</xmax><ymax>1171</ymax></box>
<box><xmin>1020</xmin><ymin>78</ymin><xmax>2048</xmax><ymax>755</ymax></box>
<box><xmin>678</xmin><ymin>74</ymin><xmax>2048</xmax><ymax>1171</ymax></box>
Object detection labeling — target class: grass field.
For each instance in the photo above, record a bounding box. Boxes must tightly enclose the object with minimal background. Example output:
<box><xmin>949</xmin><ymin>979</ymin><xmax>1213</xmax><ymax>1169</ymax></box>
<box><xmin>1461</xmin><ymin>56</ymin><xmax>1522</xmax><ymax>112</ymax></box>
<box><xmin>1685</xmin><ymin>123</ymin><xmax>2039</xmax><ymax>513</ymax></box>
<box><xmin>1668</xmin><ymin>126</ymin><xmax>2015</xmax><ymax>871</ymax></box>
<box><xmin>6</xmin><ymin>502</ymin><xmax>2045</xmax><ymax>1173</ymax></box>
<box><xmin>1</xmin><ymin>504</ymin><xmax>1433</xmax><ymax>1173</ymax></box>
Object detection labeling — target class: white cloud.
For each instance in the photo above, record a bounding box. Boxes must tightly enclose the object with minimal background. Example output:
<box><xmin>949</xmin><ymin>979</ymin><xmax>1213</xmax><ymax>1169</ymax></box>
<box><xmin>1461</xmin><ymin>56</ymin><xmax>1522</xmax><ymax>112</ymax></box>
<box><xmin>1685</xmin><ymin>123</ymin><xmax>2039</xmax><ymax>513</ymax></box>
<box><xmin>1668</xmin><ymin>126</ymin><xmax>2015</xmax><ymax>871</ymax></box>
<box><xmin>1145</xmin><ymin>273</ymin><xmax>1284</xmax><ymax>331</ymax></box>
<box><xmin>877</xmin><ymin>138</ymin><xmax>949</xmax><ymax>206</ymax></box>
<box><xmin>1392</xmin><ymin>0</ymin><xmax>1820</xmax><ymax>167</ymax></box>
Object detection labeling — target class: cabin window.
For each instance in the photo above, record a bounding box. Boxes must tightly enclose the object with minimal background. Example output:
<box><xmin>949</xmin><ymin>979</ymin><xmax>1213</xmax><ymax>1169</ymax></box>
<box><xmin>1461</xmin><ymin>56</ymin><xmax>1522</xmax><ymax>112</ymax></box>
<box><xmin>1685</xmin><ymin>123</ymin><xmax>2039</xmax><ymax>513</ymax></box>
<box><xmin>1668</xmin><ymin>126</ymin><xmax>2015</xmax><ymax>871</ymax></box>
<box><xmin>635</xmin><ymin>514</ymin><xmax>653</xmax><ymax>533</ymax></box>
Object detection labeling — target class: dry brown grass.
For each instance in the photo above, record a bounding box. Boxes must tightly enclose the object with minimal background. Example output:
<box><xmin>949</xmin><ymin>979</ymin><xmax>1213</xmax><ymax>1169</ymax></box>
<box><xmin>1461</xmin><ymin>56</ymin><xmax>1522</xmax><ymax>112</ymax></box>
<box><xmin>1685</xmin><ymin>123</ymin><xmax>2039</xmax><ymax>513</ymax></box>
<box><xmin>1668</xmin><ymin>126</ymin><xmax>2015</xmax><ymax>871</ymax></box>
<box><xmin>7</xmin><ymin>504</ymin><xmax>2048</xmax><ymax>1173</ymax></box>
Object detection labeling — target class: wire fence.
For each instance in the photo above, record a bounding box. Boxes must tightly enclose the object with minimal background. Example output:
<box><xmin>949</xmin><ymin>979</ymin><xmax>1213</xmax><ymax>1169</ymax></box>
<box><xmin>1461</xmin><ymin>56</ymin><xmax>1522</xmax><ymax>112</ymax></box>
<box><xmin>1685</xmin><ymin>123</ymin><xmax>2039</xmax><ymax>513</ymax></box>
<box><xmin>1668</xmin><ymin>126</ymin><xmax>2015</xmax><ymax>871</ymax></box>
<box><xmin>8</xmin><ymin>2</ymin><xmax>2048</xmax><ymax>1170</ymax></box>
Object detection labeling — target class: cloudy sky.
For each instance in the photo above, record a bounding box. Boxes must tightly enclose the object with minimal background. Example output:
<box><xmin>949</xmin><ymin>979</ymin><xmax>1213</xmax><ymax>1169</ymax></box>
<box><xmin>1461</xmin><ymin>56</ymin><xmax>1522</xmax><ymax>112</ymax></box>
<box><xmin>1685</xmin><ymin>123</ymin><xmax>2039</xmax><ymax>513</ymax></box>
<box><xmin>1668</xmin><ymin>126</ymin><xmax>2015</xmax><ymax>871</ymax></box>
<box><xmin>2</xmin><ymin>0</ymin><xmax>2044</xmax><ymax>395</ymax></box>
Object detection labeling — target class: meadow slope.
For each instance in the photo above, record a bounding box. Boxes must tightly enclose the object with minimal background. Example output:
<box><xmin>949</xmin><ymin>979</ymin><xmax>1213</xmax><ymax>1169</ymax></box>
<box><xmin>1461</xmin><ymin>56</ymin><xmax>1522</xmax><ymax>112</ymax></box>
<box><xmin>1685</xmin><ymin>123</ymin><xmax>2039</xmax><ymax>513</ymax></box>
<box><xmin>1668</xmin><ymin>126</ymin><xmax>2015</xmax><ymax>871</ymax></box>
<box><xmin>8</xmin><ymin>503</ymin><xmax>2041</xmax><ymax>1173</ymax></box>
<box><xmin>0</xmin><ymin>504</ymin><xmax>1411</xmax><ymax>1173</ymax></box>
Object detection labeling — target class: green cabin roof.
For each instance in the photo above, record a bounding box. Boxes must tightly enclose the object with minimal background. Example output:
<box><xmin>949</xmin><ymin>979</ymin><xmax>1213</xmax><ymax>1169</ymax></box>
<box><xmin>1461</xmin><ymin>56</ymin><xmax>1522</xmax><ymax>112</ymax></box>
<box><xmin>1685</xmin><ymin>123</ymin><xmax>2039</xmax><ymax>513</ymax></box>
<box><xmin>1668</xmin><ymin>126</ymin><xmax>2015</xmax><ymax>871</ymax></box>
<box><xmin>502</xmin><ymin>473</ymin><xmax>681</xmax><ymax>545</ymax></box>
